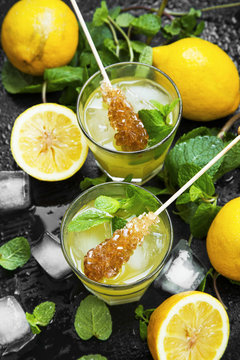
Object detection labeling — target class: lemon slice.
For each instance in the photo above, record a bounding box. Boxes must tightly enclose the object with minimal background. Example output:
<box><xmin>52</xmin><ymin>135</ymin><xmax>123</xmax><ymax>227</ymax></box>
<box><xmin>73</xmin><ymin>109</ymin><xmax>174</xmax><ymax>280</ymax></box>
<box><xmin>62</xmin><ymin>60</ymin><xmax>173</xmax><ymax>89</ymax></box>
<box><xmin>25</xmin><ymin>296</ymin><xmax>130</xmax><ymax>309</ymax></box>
<box><xmin>11</xmin><ymin>103</ymin><xmax>88</xmax><ymax>181</ymax></box>
<box><xmin>147</xmin><ymin>291</ymin><xmax>229</xmax><ymax>360</ymax></box>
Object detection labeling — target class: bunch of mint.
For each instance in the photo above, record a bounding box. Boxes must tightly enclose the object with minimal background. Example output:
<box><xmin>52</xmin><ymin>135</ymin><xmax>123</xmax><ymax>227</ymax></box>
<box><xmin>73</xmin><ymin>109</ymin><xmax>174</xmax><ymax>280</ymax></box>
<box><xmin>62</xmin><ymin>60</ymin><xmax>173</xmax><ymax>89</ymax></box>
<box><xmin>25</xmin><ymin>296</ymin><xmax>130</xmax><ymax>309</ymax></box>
<box><xmin>158</xmin><ymin>126</ymin><xmax>240</xmax><ymax>238</ymax></box>
<box><xmin>1</xmin><ymin>1</ymin><xmax>204</xmax><ymax>109</ymax></box>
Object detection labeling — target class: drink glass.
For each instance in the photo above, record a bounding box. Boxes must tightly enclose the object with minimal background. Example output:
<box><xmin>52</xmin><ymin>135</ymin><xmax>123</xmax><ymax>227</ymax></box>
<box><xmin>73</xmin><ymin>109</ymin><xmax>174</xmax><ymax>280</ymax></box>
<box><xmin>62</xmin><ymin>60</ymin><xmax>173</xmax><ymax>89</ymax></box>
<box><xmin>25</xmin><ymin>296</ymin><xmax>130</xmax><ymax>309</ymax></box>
<box><xmin>60</xmin><ymin>182</ymin><xmax>173</xmax><ymax>305</ymax></box>
<box><xmin>77</xmin><ymin>62</ymin><xmax>182</xmax><ymax>185</ymax></box>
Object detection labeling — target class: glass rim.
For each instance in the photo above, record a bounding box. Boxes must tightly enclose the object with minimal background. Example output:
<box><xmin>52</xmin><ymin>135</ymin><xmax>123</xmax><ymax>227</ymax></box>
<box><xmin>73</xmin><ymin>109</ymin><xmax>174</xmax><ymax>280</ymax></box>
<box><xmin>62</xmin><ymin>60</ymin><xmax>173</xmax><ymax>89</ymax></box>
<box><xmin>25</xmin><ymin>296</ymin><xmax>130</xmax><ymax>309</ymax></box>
<box><xmin>60</xmin><ymin>181</ymin><xmax>174</xmax><ymax>290</ymax></box>
<box><xmin>76</xmin><ymin>61</ymin><xmax>182</xmax><ymax>155</ymax></box>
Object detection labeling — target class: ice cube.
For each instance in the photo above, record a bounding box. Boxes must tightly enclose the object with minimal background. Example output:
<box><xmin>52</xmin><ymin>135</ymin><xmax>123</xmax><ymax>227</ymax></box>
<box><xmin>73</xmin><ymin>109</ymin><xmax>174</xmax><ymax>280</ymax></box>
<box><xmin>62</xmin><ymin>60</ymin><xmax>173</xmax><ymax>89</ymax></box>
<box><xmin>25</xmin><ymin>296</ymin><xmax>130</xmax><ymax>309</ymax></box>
<box><xmin>85</xmin><ymin>107</ymin><xmax>115</xmax><ymax>146</ymax></box>
<box><xmin>32</xmin><ymin>231</ymin><xmax>72</xmax><ymax>280</ymax></box>
<box><xmin>154</xmin><ymin>239</ymin><xmax>206</xmax><ymax>294</ymax></box>
<box><xmin>127</xmin><ymin>242</ymin><xmax>149</xmax><ymax>270</ymax></box>
<box><xmin>0</xmin><ymin>296</ymin><xmax>34</xmax><ymax>355</ymax></box>
<box><xmin>0</xmin><ymin>171</ymin><xmax>31</xmax><ymax>213</ymax></box>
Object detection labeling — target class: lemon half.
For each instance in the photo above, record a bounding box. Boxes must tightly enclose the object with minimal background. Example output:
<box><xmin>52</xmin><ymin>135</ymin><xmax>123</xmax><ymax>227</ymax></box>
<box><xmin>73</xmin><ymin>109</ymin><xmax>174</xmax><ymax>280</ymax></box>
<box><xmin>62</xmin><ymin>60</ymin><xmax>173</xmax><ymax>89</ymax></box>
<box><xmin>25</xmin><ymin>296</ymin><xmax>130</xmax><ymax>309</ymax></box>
<box><xmin>11</xmin><ymin>103</ymin><xmax>88</xmax><ymax>181</ymax></box>
<box><xmin>147</xmin><ymin>291</ymin><xmax>229</xmax><ymax>360</ymax></box>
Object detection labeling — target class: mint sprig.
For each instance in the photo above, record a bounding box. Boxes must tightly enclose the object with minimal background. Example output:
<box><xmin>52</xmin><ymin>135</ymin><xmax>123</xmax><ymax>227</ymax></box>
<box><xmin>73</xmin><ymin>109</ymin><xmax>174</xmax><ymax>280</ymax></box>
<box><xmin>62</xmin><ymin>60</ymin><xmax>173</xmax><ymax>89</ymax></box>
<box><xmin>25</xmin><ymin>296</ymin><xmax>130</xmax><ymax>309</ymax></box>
<box><xmin>78</xmin><ymin>356</ymin><xmax>107</xmax><ymax>360</ymax></box>
<box><xmin>26</xmin><ymin>301</ymin><xmax>56</xmax><ymax>334</ymax></box>
<box><xmin>67</xmin><ymin>208</ymin><xmax>112</xmax><ymax>232</ymax></box>
<box><xmin>0</xmin><ymin>237</ymin><xmax>31</xmax><ymax>270</ymax></box>
<box><xmin>135</xmin><ymin>304</ymin><xmax>155</xmax><ymax>341</ymax></box>
<box><xmin>74</xmin><ymin>295</ymin><xmax>112</xmax><ymax>341</ymax></box>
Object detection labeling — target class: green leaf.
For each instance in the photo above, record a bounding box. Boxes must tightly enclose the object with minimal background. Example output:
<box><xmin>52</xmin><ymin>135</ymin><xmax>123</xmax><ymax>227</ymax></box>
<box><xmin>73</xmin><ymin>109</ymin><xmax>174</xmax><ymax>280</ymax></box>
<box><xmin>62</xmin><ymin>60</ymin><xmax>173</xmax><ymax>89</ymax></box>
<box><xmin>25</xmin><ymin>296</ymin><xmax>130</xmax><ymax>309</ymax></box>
<box><xmin>176</xmin><ymin>192</ymin><xmax>191</xmax><ymax>205</ymax></box>
<box><xmin>194</xmin><ymin>21</ymin><xmax>205</xmax><ymax>36</ymax></box>
<box><xmin>0</xmin><ymin>237</ymin><xmax>30</xmax><ymax>270</ymax></box>
<box><xmin>44</xmin><ymin>66</ymin><xmax>84</xmax><ymax>91</ymax></box>
<box><xmin>78</xmin><ymin>355</ymin><xmax>107</xmax><ymax>360</ymax></box>
<box><xmin>74</xmin><ymin>295</ymin><xmax>112</xmax><ymax>340</ymax></box>
<box><xmin>175</xmin><ymin>201</ymin><xmax>199</xmax><ymax>224</ymax></box>
<box><xmin>131</xmin><ymin>14</ymin><xmax>161</xmax><ymax>37</ymax></box>
<box><xmin>189</xmin><ymin>185</ymin><xmax>204</xmax><ymax>202</ymax></box>
<box><xmin>33</xmin><ymin>302</ymin><xmax>56</xmax><ymax>326</ymax></box>
<box><xmin>178</xmin><ymin>163</ymin><xmax>215</xmax><ymax>196</ymax></box>
<box><xmin>176</xmin><ymin>127</ymin><xmax>212</xmax><ymax>144</ymax></box>
<box><xmin>139</xmin><ymin>46</ymin><xmax>152</xmax><ymax>65</ymax></box>
<box><xmin>123</xmin><ymin>185</ymin><xmax>159</xmax><ymax>215</ymax></box>
<box><xmin>109</xmin><ymin>6</ymin><xmax>121</xmax><ymax>20</ymax></box>
<box><xmin>95</xmin><ymin>196</ymin><xmax>120</xmax><ymax>214</ymax></box>
<box><xmin>190</xmin><ymin>203</ymin><xmax>221</xmax><ymax>238</ymax></box>
<box><xmin>162</xmin><ymin>19</ymin><xmax>181</xmax><ymax>38</ymax></box>
<box><xmin>139</xmin><ymin>320</ymin><xmax>148</xmax><ymax>341</ymax></box>
<box><xmin>112</xmin><ymin>216</ymin><xmax>128</xmax><ymax>232</ymax></box>
<box><xmin>1</xmin><ymin>61</ymin><xmax>43</xmax><ymax>94</ymax></box>
<box><xmin>214</xmin><ymin>140</ymin><xmax>240</xmax><ymax>180</ymax></box>
<box><xmin>131</xmin><ymin>40</ymin><xmax>148</xmax><ymax>54</ymax></box>
<box><xmin>93</xmin><ymin>1</ymin><xmax>109</xmax><ymax>26</ymax></box>
<box><xmin>116</xmin><ymin>13</ymin><xmax>135</xmax><ymax>27</ymax></box>
<box><xmin>138</xmin><ymin>109</ymin><xmax>173</xmax><ymax>147</ymax></box>
<box><xmin>229</xmin><ymin>279</ymin><xmax>240</xmax><ymax>286</ymax></box>
<box><xmin>165</xmin><ymin>136</ymin><xmax>224</xmax><ymax>188</ymax></box>
<box><xmin>59</xmin><ymin>86</ymin><xmax>79</xmax><ymax>106</ymax></box>
<box><xmin>80</xmin><ymin>175</ymin><xmax>108</xmax><ymax>191</ymax></box>
<box><xmin>68</xmin><ymin>208</ymin><xmax>112</xmax><ymax>232</ymax></box>
<box><xmin>78</xmin><ymin>356</ymin><xmax>107</xmax><ymax>360</ymax></box>
<box><xmin>123</xmin><ymin>174</ymin><xmax>133</xmax><ymax>182</ymax></box>
<box><xmin>143</xmin><ymin>185</ymin><xmax>172</xmax><ymax>196</ymax></box>
<box><xmin>198</xmin><ymin>268</ymin><xmax>214</xmax><ymax>292</ymax></box>
<box><xmin>26</xmin><ymin>301</ymin><xmax>55</xmax><ymax>334</ymax></box>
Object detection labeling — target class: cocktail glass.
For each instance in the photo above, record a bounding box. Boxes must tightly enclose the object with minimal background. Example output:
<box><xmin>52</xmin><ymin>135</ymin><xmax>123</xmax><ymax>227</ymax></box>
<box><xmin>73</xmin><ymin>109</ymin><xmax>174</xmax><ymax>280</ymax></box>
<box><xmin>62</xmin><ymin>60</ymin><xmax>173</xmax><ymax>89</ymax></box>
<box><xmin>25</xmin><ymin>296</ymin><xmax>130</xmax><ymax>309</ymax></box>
<box><xmin>77</xmin><ymin>62</ymin><xmax>182</xmax><ymax>185</ymax></box>
<box><xmin>60</xmin><ymin>182</ymin><xmax>173</xmax><ymax>305</ymax></box>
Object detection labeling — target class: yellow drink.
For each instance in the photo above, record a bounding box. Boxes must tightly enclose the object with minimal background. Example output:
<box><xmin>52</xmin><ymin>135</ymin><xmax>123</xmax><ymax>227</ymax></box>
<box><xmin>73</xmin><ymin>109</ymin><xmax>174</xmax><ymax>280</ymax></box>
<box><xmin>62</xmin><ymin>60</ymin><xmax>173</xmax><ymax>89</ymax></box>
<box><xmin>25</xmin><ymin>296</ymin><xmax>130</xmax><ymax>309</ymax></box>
<box><xmin>77</xmin><ymin>63</ymin><xmax>182</xmax><ymax>184</ymax></box>
<box><xmin>61</xmin><ymin>182</ymin><xmax>173</xmax><ymax>305</ymax></box>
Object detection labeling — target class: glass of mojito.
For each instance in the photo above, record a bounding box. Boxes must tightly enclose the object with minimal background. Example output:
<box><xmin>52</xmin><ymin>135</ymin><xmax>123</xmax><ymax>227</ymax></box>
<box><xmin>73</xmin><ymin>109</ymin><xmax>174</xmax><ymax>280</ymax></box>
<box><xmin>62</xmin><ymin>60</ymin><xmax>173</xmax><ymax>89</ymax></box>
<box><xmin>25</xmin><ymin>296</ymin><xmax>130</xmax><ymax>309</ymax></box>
<box><xmin>60</xmin><ymin>182</ymin><xmax>173</xmax><ymax>305</ymax></box>
<box><xmin>77</xmin><ymin>62</ymin><xmax>182</xmax><ymax>185</ymax></box>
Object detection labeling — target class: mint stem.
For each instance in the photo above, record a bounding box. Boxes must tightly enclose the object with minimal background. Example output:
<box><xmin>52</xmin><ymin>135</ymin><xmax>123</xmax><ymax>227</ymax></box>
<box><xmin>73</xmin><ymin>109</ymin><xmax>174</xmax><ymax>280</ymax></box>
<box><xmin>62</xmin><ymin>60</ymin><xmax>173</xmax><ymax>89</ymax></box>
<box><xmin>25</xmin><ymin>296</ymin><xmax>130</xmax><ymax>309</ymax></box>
<box><xmin>42</xmin><ymin>81</ymin><xmax>47</xmax><ymax>103</ymax></box>
<box><xmin>106</xmin><ymin>20</ymin><xmax>120</xmax><ymax>57</ymax></box>
<box><xmin>108</xmin><ymin>16</ymin><xmax>134</xmax><ymax>62</ymax></box>
<box><xmin>157</xmin><ymin>0</ymin><xmax>169</xmax><ymax>17</ymax></box>
<box><xmin>213</xmin><ymin>271</ymin><xmax>227</xmax><ymax>310</ymax></box>
<box><xmin>217</xmin><ymin>112</ymin><xmax>240</xmax><ymax>139</ymax></box>
<box><xmin>166</xmin><ymin>2</ymin><xmax>240</xmax><ymax>16</ymax></box>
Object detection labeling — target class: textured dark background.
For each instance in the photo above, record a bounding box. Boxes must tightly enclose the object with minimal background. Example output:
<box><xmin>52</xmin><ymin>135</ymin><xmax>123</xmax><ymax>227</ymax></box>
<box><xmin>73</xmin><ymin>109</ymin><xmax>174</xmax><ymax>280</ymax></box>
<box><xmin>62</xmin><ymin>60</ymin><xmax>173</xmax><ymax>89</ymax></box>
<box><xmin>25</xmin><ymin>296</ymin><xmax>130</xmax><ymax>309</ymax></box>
<box><xmin>0</xmin><ymin>1</ymin><xmax>240</xmax><ymax>359</ymax></box>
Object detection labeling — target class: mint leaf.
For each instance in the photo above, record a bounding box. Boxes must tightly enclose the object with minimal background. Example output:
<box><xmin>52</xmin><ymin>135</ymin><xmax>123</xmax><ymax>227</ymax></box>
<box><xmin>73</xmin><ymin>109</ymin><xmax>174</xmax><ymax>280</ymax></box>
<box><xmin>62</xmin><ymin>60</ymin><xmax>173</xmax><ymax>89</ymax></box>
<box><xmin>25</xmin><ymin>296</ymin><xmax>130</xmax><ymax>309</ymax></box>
<box><xmin>80</xmin><ymin>174</ymin><xmax>108</xmax><ymax>191</ymax></box>
<box><xmin>176</xmin><ymin>192</ymin><xmax>191</xmax><ymax>205</ymax></box>
<box><xmin>151</xmin><ymin>99</ymin><xmax>179</xmax><ymax>120</ymax></box>
<box><xmin>175</xmin><ymin>201</ymin><xmax>198</xmax><ymax>224</ymax></box>
<box><xmin>135</xmin><ymin>304</ymin><xmax>155</xmax><ymax>341</ymax></box>
<box><xmin>26</xmin><ymin>301</ymin><xmax>55</xmax><ymax>334</ymax></box>
<box><xmin>214</xmin><ymin>140</ymin><xmax>240</xmax><ymax>180</ymax></box>
<box><xmin>165</xmin><ymin>136</ymin><xmax>224</xmax><ymax>188</ymax></box>
<box><xmin>78</xmin><ymin>355</ymin><xmax>107</xmax><ymax>360</ymax></box>
<box><xmin>0</xmin><ymin>237</ymin><xmax>30</xmax><ymax>270</ymax></box>
<box><xmin>190</xmin><ymin>203</ymin><xmax>221</xmax><ymax>238</ymax></box>
<box><xmin>178</xmin><ymin>164</ymin><xmax>215</xmax><ymax>196</ymax></box>
<box><xmin>2</xmin><ymin>61</ymin><xmax>43</xmax><ymax>94</ymax></box>
<box><xmin>189</xmin><ymin>185</ymin><xmax>204</xmax><ymax>202</ymax></box>
<box><xmin>68</xmin><ymin>208</ymin><xmax>112</xmax><ymax>232</ymax></box>
<box><xmin>176</xmin><ymin>127</ymin><xmax>212</xmax><ymax>144</ymax></box>
<box><xmin>131</xmin><ymin>14</ymin><xmax>161</xmax><ymax>37</ymax></box>
<box><xmin>131</xmin><ymin>41</ymin><xmax>148</xmax><ymax>54</ymax></box>
<box><xmin>139</xmin><ymin>46</ymin><xmax>152</xmax><ymax>65</ymax></box>
<box><xmin>143</xmin><ymin>185</ymin><xmax>172</xmax><ymax>196</ymax></box>
<box><xmin>138</xmin><ymin>109</ymin><xmax>172</xmax><ymax>147</ymax></box>
<box><xmin>124</xmin><ymin>185</ymin><xmax>159</xmax><ymax>215</ymax></box>
<box><xmin>112</xmin><ymin>216</ymin><xmax>128</xmax><ymax>232</ymax></box>
<box><xmin>93</xmin><ymin>1</ymin><xmax>109</xmax><ymax>26</ymax></box>
<box><xmin>44</xmin><ymin>66</ymin><xmax>84</xmax><ymax>91</ymax></box>
<box><xmin>229</xmin><ymin>279</ymin><xmax>240</xmax><ymax>286</ymax></box>
<box><xmin>116</xmin><ymin>13</ymin><xmax>135</xmax><ymax>27</ymax></box>
<box><xmin>95</xmin><ymin>196</ymin><xmax>120</xmax><ymax>214</ymax></box>
<box><xmin>109</xmin><ymin>6</ymin><xmax>121</xmax><ymax>20</ymax></box>
<box><xmin>74</xmin><ymin>295</ymin><xmax>112</xmax><ymax>340</ymax></box>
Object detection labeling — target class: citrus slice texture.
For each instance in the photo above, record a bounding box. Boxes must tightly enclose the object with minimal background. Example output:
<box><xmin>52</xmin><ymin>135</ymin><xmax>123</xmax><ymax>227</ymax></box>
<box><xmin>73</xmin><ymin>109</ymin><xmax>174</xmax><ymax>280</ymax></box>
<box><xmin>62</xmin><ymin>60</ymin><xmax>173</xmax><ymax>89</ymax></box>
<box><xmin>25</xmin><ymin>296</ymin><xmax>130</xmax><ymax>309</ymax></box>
<box><xmin>11</xmin><ymin>103</ymin><xmax>88</xmax><ymax>181</ymax></box>
<box><xmin>147</xmin><ymin>291</ymin><xmax>229</xmax><ymax>360</ymax></box>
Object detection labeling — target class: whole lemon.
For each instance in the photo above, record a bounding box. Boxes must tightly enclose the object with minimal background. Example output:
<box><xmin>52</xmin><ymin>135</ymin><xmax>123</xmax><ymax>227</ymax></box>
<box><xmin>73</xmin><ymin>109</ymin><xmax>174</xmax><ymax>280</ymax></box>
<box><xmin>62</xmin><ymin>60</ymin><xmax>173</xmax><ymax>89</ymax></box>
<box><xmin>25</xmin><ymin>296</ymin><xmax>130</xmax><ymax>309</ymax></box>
<box><xmin>206</xmin><ymin>197</ymin><xmax>240</xmax><ymax>281</ymax></box>
<box><xmin>1</xmin><ymin>0</ymin><xmax>79</xmax><ymax>76</ymax></box>
<box><xmin>152</xmin><ymin>38</ymin><xmax>240</xmax><ymax>121</ymax></box>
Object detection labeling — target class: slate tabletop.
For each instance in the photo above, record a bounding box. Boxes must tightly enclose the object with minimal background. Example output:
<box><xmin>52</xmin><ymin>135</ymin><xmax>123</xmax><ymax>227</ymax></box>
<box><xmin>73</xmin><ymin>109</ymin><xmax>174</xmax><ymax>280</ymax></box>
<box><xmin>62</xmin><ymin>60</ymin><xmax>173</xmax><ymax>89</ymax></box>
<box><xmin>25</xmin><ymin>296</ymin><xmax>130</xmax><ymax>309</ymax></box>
<box><xmin>0</xmin><ymin>1</ymin><xmax>240</xmax><ymax>359</ymax></box>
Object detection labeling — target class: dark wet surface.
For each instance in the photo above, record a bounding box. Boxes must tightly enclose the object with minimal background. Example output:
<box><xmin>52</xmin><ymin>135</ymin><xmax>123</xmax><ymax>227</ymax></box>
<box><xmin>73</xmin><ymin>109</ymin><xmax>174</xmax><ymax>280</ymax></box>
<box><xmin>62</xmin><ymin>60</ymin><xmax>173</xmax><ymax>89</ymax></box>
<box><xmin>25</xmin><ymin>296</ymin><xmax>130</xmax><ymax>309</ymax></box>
<box><xmin>0</xmin><ymin>0</ymin><xmax>240</xmax><ymax>359</ymax></box>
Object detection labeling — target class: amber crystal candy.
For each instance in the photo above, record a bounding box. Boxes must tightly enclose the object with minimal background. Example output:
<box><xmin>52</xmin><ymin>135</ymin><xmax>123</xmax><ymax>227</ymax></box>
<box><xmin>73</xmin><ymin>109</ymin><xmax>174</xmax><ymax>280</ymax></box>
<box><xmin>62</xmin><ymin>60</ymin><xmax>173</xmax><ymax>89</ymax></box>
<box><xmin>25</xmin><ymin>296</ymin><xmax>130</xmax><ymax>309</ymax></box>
<box><xmin>101</xmin><ymin>81</ymin><xmax>149</xmax><ymax>151</ymax></box>
<box><xmin>84</xmin><ymin>211</ymin><xmax>159</xmax><ymax>282</ymax></box>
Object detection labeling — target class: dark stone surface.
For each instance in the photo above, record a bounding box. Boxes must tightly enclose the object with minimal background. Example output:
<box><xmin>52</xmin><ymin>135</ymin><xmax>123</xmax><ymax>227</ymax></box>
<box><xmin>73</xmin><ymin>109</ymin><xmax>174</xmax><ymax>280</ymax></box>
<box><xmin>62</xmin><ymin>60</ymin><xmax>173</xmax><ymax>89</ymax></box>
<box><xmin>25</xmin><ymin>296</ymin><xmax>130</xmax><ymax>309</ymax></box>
<box><xmin>0</xmin><ymin>0</ymin><xmax>240</xmax><ymax>359</ymax></box>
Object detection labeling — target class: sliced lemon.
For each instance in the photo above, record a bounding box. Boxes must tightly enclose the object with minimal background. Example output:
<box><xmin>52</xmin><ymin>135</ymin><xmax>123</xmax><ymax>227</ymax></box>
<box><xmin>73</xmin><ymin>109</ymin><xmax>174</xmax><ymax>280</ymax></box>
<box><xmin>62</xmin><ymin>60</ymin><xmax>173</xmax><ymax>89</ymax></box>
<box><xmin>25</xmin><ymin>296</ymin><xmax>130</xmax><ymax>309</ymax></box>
<box><xmin>10</xmin><ymin>103</ymin><xmax>88</xmax><ymax>181</ymax></box>
<box><xmin>147</xmin><ymin>291</ymin><xmax>229</xmax><ymax>360</ymax></box>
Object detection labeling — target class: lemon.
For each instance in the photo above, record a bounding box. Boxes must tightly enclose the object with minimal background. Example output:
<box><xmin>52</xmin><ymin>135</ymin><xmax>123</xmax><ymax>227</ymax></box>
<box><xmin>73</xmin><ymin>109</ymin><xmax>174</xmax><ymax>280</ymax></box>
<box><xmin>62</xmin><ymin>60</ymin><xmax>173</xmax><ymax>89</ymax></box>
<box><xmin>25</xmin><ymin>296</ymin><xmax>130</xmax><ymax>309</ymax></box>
<box><xmin>207</xmin><ymin>197</ymin><xmax>240</xmax><ymax>281</ymax></box>
<box><xmin>1</xmin><ymin>0</ymin><xmax>79</xmax><ymax>76</ymax></box>
<box><xmin>152</xmin><ymin>38</ymin><xmax>240</xmax><ymax>121</ymax></box>
<box><xmin>10</xmin><ymin>103</ymin><xmax>88</xmax><ymax>181</ymax></box>
<box><xmin>147</xmin><ymin>291</ymin><xmax>229</xmax><ymax>360</ymax></box>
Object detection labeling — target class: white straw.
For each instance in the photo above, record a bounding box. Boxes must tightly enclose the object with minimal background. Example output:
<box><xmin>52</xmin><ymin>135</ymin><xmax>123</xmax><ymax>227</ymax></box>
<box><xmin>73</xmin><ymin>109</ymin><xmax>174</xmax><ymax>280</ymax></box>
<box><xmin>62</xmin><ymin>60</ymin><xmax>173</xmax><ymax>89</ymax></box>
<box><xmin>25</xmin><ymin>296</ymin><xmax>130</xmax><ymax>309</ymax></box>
<box><xmin>69</xmin><ymin>0</ymin><xmax>111</xmax><ymax>86</ymax></box>
<box><xmin>155</xmin><ymin>134</ymin><xmax>240</xmax><ymax>216</ymax></box>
